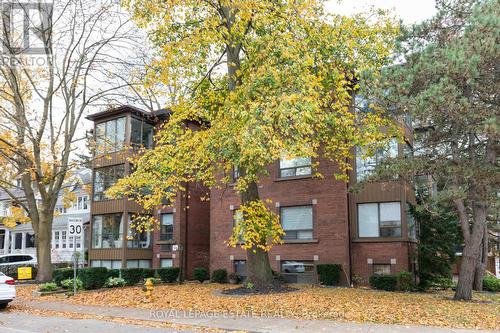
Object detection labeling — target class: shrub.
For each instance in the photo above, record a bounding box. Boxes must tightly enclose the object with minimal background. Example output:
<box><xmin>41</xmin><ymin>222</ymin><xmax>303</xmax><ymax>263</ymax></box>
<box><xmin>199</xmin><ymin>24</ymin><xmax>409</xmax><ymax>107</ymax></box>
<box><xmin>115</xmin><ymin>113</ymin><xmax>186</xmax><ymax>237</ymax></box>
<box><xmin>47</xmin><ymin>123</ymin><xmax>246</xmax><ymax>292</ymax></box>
<box><xmin>193</xmin><ymin>268</ymin><xmax>209</xmax><ymax>282</ymax></box>
<box><xmin>430</xmin><ymin>277</ymin><xmax>455</xmax><ymax>290</ymax></box>
<box><xmin>107</xmin><ymin>269</ymin><xmax>120</xmax><ymax>279</ymax></box>
<box><xmin>211</xmin><ymin>269</ymin><xmax>228</xmax><ymax>283</ymax></box>
<box><xmin>142</xmin><ymin>268</ymin><xmax>156</xmax><ymax>279</ymax></box>
<box><xmin>104</xmin><ymin>277</ymin><xmax>126</xmax><ymax>288</ymax></box>
<box><xmin>157</xmin><ymin>267</ymin><xmax>180</xmax><ymax>283</ymax></box>
<box><xmin>53</xmin><ymin>268</ymin><xmax>74</xmax><ymax>286</ymax></box>
<box><xmin>121</xmin><ymin>268</ymin><xmax>144</xmax><ymax>286</ymax></box>
<box><xmin>317</xmin><ymin>264</ymin><xmax>342</xmax><ymax>286</ymax></box>
<box><xmin>483</xmin><ymin>275</ymin><xmax>500</xmax><ymax>292</ymax></box>
<box><xmin>369</xmin><ymin>275</ymin><xmax>398</xmax><ymax>291</ymax></box>
<box><xmin>60</xmin><ymin>278</ymin><xmax>83</xmax><ymax>290</ymax></box>
<box><xmin>397</xmin><ymin>271</ymin><xmax>414</xmax><ymax>291</ymax></box>
<box><xmin>228</xmin><ymin>272</ymin><xmax>240</xmax><ymax>283</ymax></box>
<box><xmin>39</xmin><ymin>282</ymin><xmax>58</xmax><ymax>292</ymax></box>
<box><xmin>77</xmin><ymin>267</ymin><xmax>108</xmax><ymax>290</ymax></box>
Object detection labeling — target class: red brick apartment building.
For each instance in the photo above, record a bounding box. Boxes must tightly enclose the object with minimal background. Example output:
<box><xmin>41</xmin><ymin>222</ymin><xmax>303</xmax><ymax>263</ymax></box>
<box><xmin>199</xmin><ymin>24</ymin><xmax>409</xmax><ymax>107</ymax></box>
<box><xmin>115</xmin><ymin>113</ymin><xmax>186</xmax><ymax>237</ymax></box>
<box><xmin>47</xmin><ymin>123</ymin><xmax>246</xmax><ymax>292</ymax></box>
<box><xmin>87</xmin><ymin>105</ymin><xmax>416</xmax><ymax>284</ymax></box>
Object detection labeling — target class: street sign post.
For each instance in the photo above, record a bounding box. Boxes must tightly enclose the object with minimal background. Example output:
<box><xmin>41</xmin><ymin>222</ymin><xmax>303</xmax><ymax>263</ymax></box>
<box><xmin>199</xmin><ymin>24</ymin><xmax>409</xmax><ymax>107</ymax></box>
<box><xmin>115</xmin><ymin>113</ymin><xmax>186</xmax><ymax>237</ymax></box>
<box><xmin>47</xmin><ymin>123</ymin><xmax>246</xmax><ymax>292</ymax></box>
<box><xmin>68</xmin><ymin>218</ymin><xmax>83</xmax><ymax>296</ymax></box>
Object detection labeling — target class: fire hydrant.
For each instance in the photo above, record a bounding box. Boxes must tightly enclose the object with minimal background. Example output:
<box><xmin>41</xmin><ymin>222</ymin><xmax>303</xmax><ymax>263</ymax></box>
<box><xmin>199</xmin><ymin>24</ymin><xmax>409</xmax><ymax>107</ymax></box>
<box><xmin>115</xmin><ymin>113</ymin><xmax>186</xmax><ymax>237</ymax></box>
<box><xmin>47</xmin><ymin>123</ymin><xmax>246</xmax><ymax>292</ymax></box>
<box><xmin>144</xmin><ymin>278</ymin><xmax>154</xmax><ymax>303</ymax></box>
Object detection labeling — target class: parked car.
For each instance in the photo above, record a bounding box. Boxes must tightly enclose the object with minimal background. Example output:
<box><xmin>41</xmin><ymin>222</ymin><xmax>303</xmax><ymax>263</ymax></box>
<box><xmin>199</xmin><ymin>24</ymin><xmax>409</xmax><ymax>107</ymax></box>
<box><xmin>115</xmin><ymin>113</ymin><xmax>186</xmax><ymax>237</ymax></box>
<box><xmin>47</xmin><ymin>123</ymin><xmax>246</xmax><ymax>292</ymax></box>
<box><xmin>0</xmin><ymin>272</ymin><xmax>15</xmax><ymax>309</ymax></box>
<box><xmin>282</xmin><ymin>261</ymin><xmax>306</xmax><ymax>273</ymax></box>
<box><xmin>0</xmin><ymin>254</ymin><xmax>37</xmax><ymax>266</ymax></box>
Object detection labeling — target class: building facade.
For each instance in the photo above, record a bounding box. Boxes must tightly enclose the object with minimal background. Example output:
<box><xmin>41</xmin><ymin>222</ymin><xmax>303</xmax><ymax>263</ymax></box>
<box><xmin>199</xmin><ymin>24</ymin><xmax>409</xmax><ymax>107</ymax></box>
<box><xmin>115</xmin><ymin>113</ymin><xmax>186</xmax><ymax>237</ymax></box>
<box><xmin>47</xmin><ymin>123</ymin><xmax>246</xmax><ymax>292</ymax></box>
<box><xmin>0</xmin><ymin>169</ymin><xmax>91</xmax><ymax>264</ymax></box>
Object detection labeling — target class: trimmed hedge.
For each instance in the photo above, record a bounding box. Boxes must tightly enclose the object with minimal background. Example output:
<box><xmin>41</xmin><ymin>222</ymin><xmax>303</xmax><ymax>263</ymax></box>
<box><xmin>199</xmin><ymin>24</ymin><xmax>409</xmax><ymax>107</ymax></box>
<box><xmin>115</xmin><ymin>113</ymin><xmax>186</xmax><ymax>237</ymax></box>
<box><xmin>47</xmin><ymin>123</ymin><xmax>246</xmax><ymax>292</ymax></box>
<box><xmin>121</xmin><ymin>268</ymin><xmax>144</xmax><ymax>286</ymax></box>
<box><xmin>142</xmin><ymin>268</ymin><xmax>156</xmax><ymax>279</ymax></box>
<box><xmin>369</xmin><ymin>275</ymin><xmax>398</xmax><ymax>291</ymax></box>
<box><xmin>483</xmin><ymin>275</ymin><xmax>500</xmax><ymax>292</ymax></box>
<box><xmin>211</xmin><ymin>269</ymin><xmax>228</xmax><ymax>283</ymax></box>
<box><xmin>107</xmin><ymin>269</ymin><xmax>121</xmax><ymax>279</ymax></box>
<box><xmin>397</xmin><ymin>271</ymin><xmax>414</xmax><ymax>291</ymax></box>
<box><xmin>317</xmin><ymin>264</ymin><xmax>342</xmax><ymax>286</ymax></box>
<box><xmin>78</xmin><ymin>267</ymin><xmax>108</xmax><ymax>290</ymax></box>
<box><xmin>157</xmin><ymin>267</ymin><xmax>180</xmax><ymax>283</ymax></box>
<box><xmin>53</xmin><ymin>268</ymin><xmax>74</xmax><ymax>286</ymax></box>
<box><xmin>193</xmin><ymin>268</ymin><xmax>209</xmax><ymax>282</ymax></box>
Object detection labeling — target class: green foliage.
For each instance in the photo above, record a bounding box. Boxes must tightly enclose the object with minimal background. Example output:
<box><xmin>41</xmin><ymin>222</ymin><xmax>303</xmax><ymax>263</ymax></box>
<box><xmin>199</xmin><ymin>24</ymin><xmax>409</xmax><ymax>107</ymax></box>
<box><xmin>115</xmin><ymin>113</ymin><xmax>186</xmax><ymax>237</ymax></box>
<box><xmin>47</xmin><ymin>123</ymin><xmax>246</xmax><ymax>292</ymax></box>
<box><xmin>77</xmin><ymin>267</ymin><xmax>108</xmax><ymax>290</ymax></box>
<box><xmin>60</xmin><ymin>278</ymin><xmax>83</xmax><ymax>290</ymax></box>
<box><xmin>412</xmin><ymin>198</ymin><xmax>461</xmax><ymax>290</ymax></box>
<box><xmin>193</xmin><ymin>268</ymin><xmax>209</xmax><ymax>282</ymax></box>
<box><xmin>317</xmin><ymin>264</ymin><xmax>342</xmax><ymax>286</ymax></box>
<box><xmin>396</xmin><ymin>271</ymin><xmax>414</xmax><ymax>291</ymax></box>
<box><xmin>228</xmin><ymin>272</ymin><xmax>240</xmax><ymax>283</ymax></box>
<box><xmin>53</xmin><ymin>268</ymin><xmax>74</xmax><ymax>286</ymax></box>
<box><xmin>211</xmin><ymin>269</ymin><xmax>228</xmax><ymax>283</ymax></box>
<box><xmin>483</xmin><ymin>276</ymin><xmax>500</xmax><ymax>292</ymax></box>
<box><xmin>120</xmin><ymin>268</ymin><xmax>144</xmax><ymax>286</ymax></box>
<box><xmin>104</xmin><ymin>277</ymin><xmax>126</xmax><ymax>288</ymax></box>
<box><xmin>429</xmin><ymin>277</ymin><xmax>456</xmax><ymax>290</ymax></box>
<box><xmin>39</xmin><ymin>282</ymin><xmax>58</xmax><ymax>292</ymax></box>
<box><xmin>107</xmin><ymin>269</ymin><xmax>121</xmax><ymax>279</ymax></box>
<box><xmin>369</xmin><ymin>275</ymin><xmax>398</xmax><ymax>291</ymax></box>
<box><xmin>141</xmin><ymin>268</ymin><xmax>156</xmax><ymax>279</ymax></box>
<box><xmin>157</xmin><ymin>267</ymin><xmax>180</xmax><ymax>283</ymax></box>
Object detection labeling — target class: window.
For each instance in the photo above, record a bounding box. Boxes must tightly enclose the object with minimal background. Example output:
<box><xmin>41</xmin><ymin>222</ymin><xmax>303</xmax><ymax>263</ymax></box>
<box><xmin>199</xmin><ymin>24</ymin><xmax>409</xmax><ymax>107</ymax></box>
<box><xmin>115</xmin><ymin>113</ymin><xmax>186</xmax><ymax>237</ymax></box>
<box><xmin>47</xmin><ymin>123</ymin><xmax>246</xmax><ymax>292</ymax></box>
<box><xmin>233</xmin><ymin>210</ymin><xmax>244</xmax><ymax>243</ymax></box>
<box><xmin>280</xmin><ymin>206</ymin><xmax>313</xmax><ymax>240</ymax></box>
<box><xmin>55</xmin><ymin>206</ymin><xmax>67</xmax><ymax>214</ymax></box>
<box><xmin>160</xmin><ymin>213</ymin><xmax>173</xmax><ymax>241</ymax></box>
<box><xmin>95</xmin><ymin>117</ymin><xmax>126</xmax><ymax>155</ymax></box>
<box><xmin>54</xmin><ymin>231</ymin><xmax>60</xmax><ymax>249</ymax></box>
<box><xmin>14</xmin><ymin>233</ymin><xmax>22</xmax><ymax>249</ymax></box>
<box><xmin>74</xmin><ymin>195</ymin><xmax>89</xmax><ymax>210</ymax></box>
<box><xmin>373</xmin><ymin>264</ymin><xmax>391</xmax><ymax>276</ymax></box>
<box><xmin>279</xmin><ymin>156</ymin><xmax>312</xmax><ymax>178</ymax></box>
<box><xmin>358</xmin><ymin>202</ymin><xmax>401</xmax><ymax>238</ymax></box>
<box><xmin>281</xmin><ymin>260</ymin><xmax>315</xmax><ymax>283</ymax></box>
<box><xmin>232</xmin><ymin>166</ymin><xmax>240</xmax><ymax>182</ymax></box>
<box><xmin>92</xmin><ymin>214</ymin><xmax>123</xmax><ymax>248</ymax></box>
<box><xmin>93</xmin><ymin>165</ymin><xmax>125</xmax><ymax>201</ymax></box>
<box><xmin>127</xmin><ymin>214</ymin><xmax>151</xmax><ymax>248</ymax></box>
<box><xmin>160</xmin><ymin>259</ymin><xmax>173</xmax><ymax>268</ymax></box>
<box><xmin>61</xmin><ymin>231</ymin><xmax>67</xmax><ymax>248</ymax></box>
<box><xmin>356</xmin><ymin>139</ymin><xmax>398</xmax><ymax>181</ymax></box>
<box><xmin>131</xmin><ymin>117</ymin><xmax>154</xmax><ymax>149</ymax></box>
<box><xmin>91</xmin><ymin>260</ymin><xmax>121</xmax><ymax>269</ymax></box>
<box><xmin>407</xmin><ymin>203</ymin><xmax>416</xmax><ymax>240</ymax></box>
<box><xmin>126</xmin><ymin>259</ymin><xmax>151</xmax><ymax>268</ymax></box>
<box><xmin>25</xmin><ymin>233</ymin><xmax>35</xmax><ymax>248</ymax></box>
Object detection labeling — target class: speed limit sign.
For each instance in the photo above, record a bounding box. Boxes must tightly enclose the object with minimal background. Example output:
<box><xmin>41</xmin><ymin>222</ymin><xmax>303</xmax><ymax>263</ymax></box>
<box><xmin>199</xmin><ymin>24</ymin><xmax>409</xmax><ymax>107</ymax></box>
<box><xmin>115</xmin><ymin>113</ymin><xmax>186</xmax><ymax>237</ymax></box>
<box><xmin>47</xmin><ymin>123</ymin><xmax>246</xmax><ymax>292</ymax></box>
<box><xmin>68</xmin><ymin>218</ymin><xmax>83</xmax><ymax>236</ymax></box>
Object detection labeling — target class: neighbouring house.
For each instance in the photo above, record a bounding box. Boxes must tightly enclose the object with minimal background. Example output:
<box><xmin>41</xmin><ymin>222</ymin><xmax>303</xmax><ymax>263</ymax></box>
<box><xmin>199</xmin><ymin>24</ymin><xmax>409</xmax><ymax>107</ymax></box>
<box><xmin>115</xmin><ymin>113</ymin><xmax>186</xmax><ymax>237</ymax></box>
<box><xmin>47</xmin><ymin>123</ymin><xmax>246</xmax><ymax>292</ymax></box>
<box><xmin>0</xmin><ymin>169</ymin><xmax>91</xmax><ymax>264</ymax></box>
<box><xmin>87</xmin><ymin>103</ymin><xmax>416</xmax><ymax>285</ymax></box>
<box><xmin>86</xmin><ymin>106</ymin><xmax>211</xmax><ymax>276</ymax></box>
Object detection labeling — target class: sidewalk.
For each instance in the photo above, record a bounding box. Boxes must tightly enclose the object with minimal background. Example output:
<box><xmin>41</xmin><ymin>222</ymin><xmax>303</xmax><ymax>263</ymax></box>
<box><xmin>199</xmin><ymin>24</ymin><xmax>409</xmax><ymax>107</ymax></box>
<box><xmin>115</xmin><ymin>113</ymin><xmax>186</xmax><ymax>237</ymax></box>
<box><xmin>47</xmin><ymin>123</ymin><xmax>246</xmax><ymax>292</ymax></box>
<box><xmin>18</xmin><ymin>299</ymin><xmax>499</xmax><ymax>333</ymax></box>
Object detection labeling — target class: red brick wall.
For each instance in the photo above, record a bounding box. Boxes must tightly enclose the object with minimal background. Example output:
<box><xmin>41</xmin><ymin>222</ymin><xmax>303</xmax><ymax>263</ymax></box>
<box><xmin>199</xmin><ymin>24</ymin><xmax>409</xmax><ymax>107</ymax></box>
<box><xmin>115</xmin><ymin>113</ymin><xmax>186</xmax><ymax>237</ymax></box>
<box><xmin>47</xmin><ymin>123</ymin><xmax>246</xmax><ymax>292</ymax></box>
<box><xmin>210</xmin><ymin>157</ymin><xmax>351</xmax><ymax>285</ymax></box>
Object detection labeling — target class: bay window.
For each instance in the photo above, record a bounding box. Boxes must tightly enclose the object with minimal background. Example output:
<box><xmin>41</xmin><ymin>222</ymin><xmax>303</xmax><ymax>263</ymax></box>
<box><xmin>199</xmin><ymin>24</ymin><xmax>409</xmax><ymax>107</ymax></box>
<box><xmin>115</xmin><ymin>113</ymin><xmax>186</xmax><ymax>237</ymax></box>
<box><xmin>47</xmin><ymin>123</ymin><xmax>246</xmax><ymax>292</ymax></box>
<box><xmin>131</xmin><ymin>117</ymin><xmax>154</xmax><ymax>148</ymax></box>
<box><xmin>95</xmin><ymin>117</ymin><xmax>125</xmax><ymax>155</ymax></box>
<box><xmin>92</xmin><ymin>214</ymin><xmax>123</xmax><ymax>248</ymax></box>
<box><xmin>280</xmin><ymin>205</ymin><xmax>313</xmax><ymax>240</ymax></box>
<box><xmin>93</xmin><ymin>165</ymin><xmax>125</xmax><ymax>201</ymax></box>
<box><xmin>358</xmin><ymin>202</ymin><xmax>401</xmax><ymax>238</ymax></box>
<box><xmin>127</xmin><ymin>214</ymin><xmax>151</xmax><ymax>248</ymax></box>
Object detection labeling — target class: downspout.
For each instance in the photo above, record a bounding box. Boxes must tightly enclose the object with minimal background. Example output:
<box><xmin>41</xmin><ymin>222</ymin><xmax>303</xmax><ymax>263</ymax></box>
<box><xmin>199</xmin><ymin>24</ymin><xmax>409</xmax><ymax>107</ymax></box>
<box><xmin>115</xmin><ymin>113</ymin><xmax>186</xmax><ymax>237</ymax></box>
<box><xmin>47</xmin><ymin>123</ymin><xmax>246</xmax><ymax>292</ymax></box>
<box><xmin>183</xmin><ymin>183</ymin><xmax>189</xmax><ymax>281</ymax></box>
<box><xmin>346</xmin><ymin>160</ymin><xmax>353</xmax><ymax>287</ymax></box>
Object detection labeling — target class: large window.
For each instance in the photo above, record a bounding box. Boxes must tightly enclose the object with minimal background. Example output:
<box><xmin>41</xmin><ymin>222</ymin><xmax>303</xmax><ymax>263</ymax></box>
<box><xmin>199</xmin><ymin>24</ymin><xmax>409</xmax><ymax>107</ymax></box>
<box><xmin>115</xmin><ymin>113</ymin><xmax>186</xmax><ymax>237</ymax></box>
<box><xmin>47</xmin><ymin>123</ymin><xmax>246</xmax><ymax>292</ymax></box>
<box><xmin>131</xmin><ymin>117</ymin><xmax>154</xmax><ymax>149</ymax></box>
<box><xmin>356</xmin><ymin>139</ymin><xmax>398</xmax><ymax>181</ymax></box>
<box><xmin>127</xmin><ymin>214</ymin><xmax>151</xmax><ymax>248</ymax></box>
<box><xmin>92</xmin><ymin>214</ymin><xmax>123</xmax><ymax>248</ymax></box>
<box><xmin>95</xmin><ymin>117</ymin><xmax>126</xmax><ymax>155</ymax></box>
<box><xmin>160</xmin><ymin>259</ymin><xmax>173</xmax><ymax>268</ymax></box>
<box><xmin>160</xmin><ymin>213</ymin><xmax>173</xmax><ymax>241</ymax></box>
<box><xmin>91</xmin><ymin>260</ymin><xmax>121</xmax><ymax>269</ymax></box>
<box><xmin>280</xmin><ymin>206</ymin><xmax>313</xmax><ymax>240</ymax></box>
<box><xmin>373</xmin><ymin>264</ymin><xmax>391</xmax><ymax>276</ymax></box>
<box><xmin>126</xmin><ymin>259</ymin><xmax>151</xmax><ymax>268</ymax></box>
<box><xmin>358</xmin><ymin>202</ymin><xmax>401</xmax><ymax>238</ymax></box>
<box><xmin>72</xmin><ymin>195</ymin><xmax>89</xmax><ymax>211</ymax></box>
<box><xmin>25</xmin><ymin>232</ymin><xmax>35</xmax><ymax>248</ymax></box>
<box><xmin>407</xmin><ymin>203</ymin><xmax>416</xmax><ymax>240</ymax></box>
<box><xmin>234</xmin><ymin>260</ymin><xmax>247</xmax><ymax>280</ymax></box>
<box><xmin>279</xmin><ymin>156</ymin><xmax>312</xmax><ymax>178</ymax></box>
<box><xmin>93</xmin><ymin>165</ymin><xmax>125</xmax><ymax>201</ymax></box>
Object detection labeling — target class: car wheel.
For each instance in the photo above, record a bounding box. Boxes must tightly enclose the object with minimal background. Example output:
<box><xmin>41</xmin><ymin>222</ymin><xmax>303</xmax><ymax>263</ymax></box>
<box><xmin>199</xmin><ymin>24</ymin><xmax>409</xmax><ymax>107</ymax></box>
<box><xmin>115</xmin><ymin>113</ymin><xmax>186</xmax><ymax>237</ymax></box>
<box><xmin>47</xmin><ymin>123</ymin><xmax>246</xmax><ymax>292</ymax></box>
<box><xmin>0</xmin><ymin>303</ymin><xmax>8</xmax><ymax>309</ymax></box>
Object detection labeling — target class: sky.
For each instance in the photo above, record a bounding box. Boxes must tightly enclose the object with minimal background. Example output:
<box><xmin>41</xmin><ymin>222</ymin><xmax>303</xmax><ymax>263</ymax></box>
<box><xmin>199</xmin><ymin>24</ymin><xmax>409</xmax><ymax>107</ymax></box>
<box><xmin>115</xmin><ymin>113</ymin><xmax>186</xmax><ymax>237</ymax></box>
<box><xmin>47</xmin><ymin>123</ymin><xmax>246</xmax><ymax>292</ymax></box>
<box><xmin>324</xmin><ymin>0</ymin><xmax>437</xmax><ymax>24</ymax></box>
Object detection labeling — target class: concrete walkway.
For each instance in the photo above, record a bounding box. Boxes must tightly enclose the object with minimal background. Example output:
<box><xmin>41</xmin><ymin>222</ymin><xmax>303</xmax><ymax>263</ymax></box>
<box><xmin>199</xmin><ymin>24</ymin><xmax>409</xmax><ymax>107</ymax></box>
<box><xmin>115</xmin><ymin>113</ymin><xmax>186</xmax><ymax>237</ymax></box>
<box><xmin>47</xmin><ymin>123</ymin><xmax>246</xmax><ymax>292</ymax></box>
<box><xmin>17</xmin><ymin>299</ymin><xmax>499</xmax><ymax>333</ymax></box>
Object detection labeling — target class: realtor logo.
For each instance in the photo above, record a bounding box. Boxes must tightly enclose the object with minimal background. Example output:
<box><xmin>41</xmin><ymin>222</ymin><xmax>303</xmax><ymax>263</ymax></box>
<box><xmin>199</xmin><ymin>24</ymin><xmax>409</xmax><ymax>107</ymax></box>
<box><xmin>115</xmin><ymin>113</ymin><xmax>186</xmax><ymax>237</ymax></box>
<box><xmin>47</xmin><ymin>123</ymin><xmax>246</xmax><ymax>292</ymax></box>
<box><xmin>1</xmin><ymin>1</ymin><xmax>53</xmax><ymax>55</ymax></box>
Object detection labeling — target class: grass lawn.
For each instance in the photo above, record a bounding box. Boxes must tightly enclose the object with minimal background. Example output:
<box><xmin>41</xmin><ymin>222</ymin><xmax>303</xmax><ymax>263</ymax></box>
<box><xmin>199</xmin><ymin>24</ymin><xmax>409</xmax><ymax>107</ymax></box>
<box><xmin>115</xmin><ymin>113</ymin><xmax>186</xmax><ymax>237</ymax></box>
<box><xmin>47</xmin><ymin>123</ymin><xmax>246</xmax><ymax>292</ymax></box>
<box><xmin>17</xmin><ymin>284</ymin><xmax>499</xmax><ymax>330</ymax></box>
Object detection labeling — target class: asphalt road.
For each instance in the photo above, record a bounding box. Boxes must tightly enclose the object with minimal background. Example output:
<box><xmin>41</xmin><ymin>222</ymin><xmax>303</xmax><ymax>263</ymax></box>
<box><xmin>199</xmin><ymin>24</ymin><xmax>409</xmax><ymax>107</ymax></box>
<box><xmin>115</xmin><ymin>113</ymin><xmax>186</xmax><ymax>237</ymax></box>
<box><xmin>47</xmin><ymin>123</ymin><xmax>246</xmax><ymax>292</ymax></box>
<box><xmin>0</xmin><ymin>311</ymin><xmax>198</xmax><ymax>333</ymax></box>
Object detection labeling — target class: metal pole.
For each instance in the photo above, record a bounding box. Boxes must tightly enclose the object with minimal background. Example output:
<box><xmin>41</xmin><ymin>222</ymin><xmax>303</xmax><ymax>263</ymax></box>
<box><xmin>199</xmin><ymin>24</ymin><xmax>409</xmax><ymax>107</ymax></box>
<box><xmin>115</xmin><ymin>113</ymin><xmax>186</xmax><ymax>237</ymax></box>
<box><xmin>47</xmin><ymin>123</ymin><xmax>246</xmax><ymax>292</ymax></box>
<box><xmin>73</xmin><ymin>236</ymin><xmax>77</xmax><ymax>296</ymax></box>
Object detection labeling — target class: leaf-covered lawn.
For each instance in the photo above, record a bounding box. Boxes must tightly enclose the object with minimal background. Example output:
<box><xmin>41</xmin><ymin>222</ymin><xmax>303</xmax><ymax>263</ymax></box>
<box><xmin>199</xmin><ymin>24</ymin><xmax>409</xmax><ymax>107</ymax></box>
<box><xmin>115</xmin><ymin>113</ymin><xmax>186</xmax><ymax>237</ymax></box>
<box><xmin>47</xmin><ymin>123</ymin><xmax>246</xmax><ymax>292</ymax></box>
<box><xmin>17</xmin><ymin>284</ymin><xmax>499</xmax><ymax>330</ymax></box>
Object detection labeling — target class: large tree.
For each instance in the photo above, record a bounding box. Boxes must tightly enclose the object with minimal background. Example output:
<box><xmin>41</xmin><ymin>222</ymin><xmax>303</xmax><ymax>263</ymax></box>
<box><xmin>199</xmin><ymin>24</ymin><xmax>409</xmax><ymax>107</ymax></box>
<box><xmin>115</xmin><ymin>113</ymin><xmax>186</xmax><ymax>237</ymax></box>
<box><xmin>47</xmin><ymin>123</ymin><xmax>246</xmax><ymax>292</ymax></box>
<box><xmin>369</xmin><ymin>0</ymin><xmax>498</xmax><ymax>300</ymax></box>
<box><xmin>110</xmin><ymin>0</ymin><xmax>398</xmax><ymax>289</ymax></box>
<box><xmin>0</xmin><ymin>0</ymin><xmax>146</xmax><ymax>281</ymax></box>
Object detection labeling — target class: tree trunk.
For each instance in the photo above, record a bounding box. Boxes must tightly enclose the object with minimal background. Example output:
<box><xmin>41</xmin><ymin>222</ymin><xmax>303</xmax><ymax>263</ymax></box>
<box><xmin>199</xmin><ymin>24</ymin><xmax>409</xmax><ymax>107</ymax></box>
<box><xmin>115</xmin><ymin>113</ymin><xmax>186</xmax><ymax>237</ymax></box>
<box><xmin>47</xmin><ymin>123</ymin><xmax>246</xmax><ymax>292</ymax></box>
<box><xmin>473</xmin><ymin>225</ymin><xmax>488</xmax><ymax>291</ymax></box>
<box><xmin>35</xmin><ymin>217</ymin><xmax>53</xmax><ymax>282</ymax></box>
<box><xmin>240</xmin><ymin>179</ymin><xmax>274</xmax><ymax>288</ymax></box>
<box><xmin>454</xmin><ymin>201</ymin><xmax>487</xmax><ymax>300</ymax></box>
